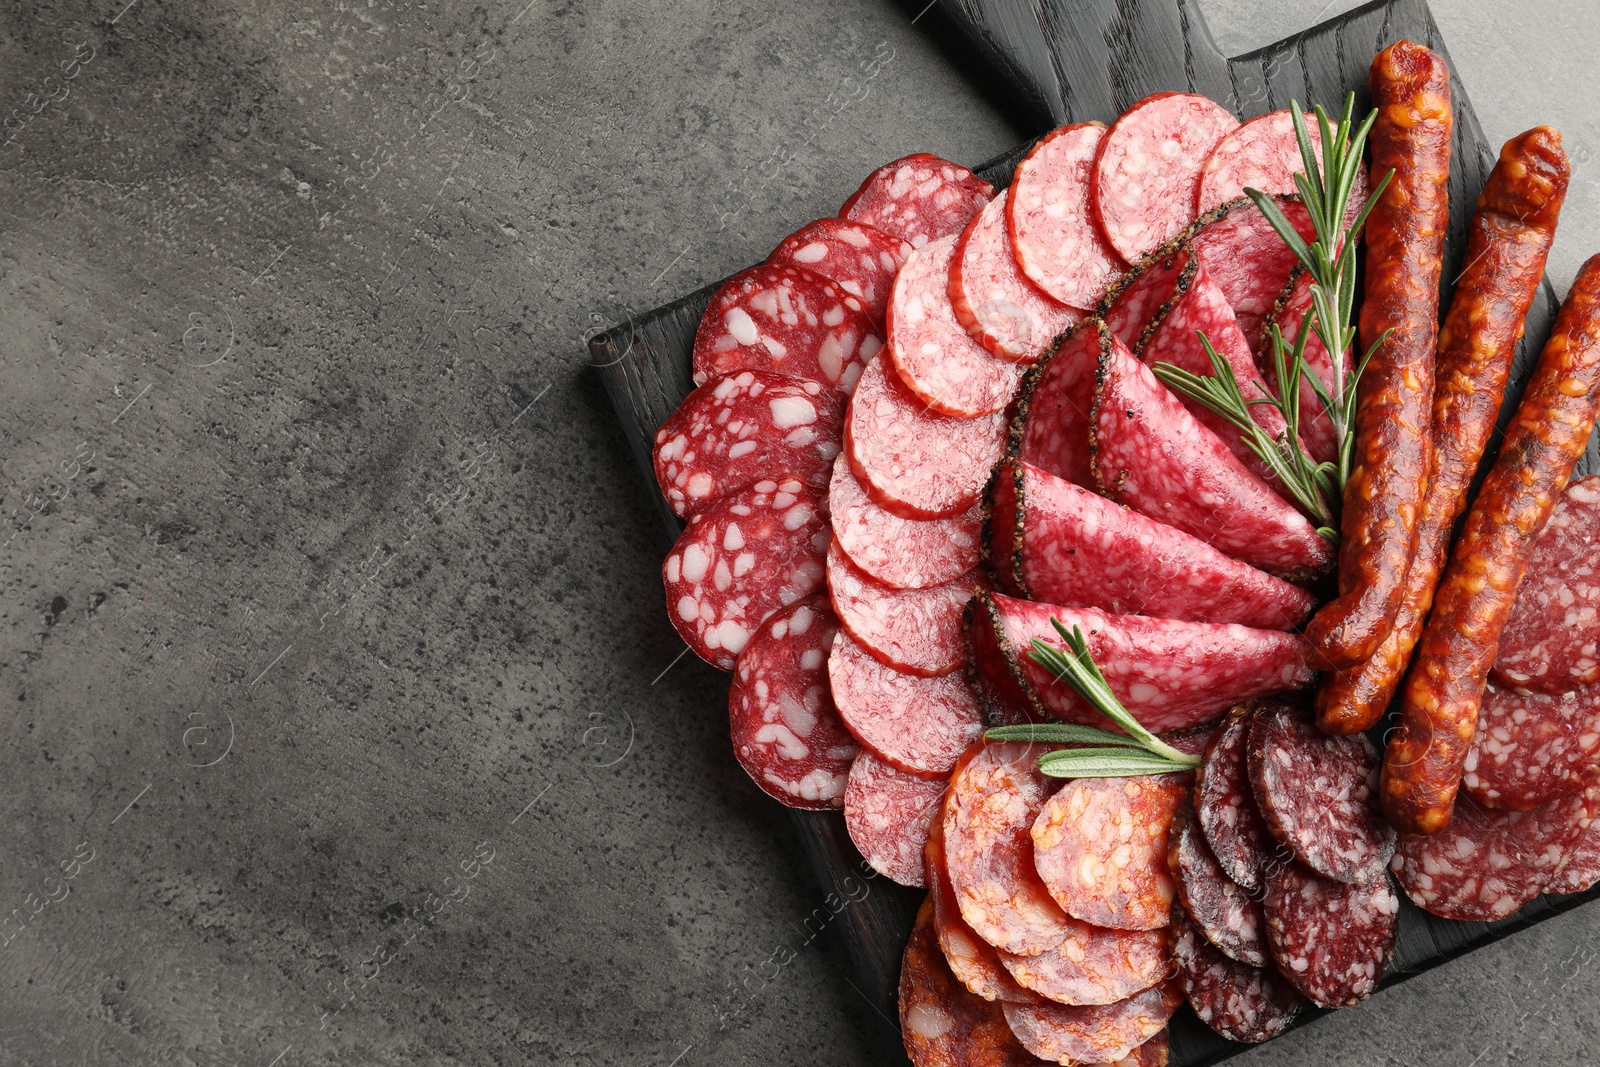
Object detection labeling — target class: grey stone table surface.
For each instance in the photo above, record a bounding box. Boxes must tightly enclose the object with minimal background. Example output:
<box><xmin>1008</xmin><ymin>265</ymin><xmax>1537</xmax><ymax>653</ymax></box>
<box><xmin>1</xmin><ymin>1</ymin><xmax>1597</xmax><ymax>1064</ymax></box>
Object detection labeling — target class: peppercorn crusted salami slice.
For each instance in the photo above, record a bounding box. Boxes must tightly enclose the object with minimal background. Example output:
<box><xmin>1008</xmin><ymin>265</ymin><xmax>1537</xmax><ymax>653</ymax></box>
<box><xmin>1172</xmin><ymin>906</ymin><xmax>1304</xmax><ymax>1044</ymax></box>
<box><xmin>1196</xmin><ymin>109</ymin><xmax>1325</xmax><ymax>216</ymax></box>
<box><xmin>952</xmin><ymin>190</ymin><xmax>1083</xmax><ymax>362</ymax></box>
<box><xmin>663</xmin><ymin>477</ymin><xmax>829</xmax><ymax>669</ymax></box>
<box><xmin>1188</xmin><ymin>196</ymin><xmax>1316</xmax><ymax>325</ymax></box>
<box><xmin>767</xmin><ymin>217</ymin><xmax>912</xmax><ymax>328</ymax></box>
<box><xmin>830</xmin><ymin>630</ymin><xmax>983</xmax><ymax>777</ymax></box>
<box><xmin>827</xmin><ymin>540</ymin><xmax>980</xmax><ymax>677</ymax></box>
<box><xmin>843</xmin><ymin>152</ymin><xmax>995</xmax><ymax>250</ymax></box>
<box><xmin>1462</xmin><ymin>682</ymin><xmax>1600</xmax><ymax>810</ymax></box>
<box><xmin>727</xmin><ymin>597</ymin><xmax>859</xmax><ymax>809</ymax></box>
<box><xmin>1098</xmin><ymin>246</ymin><xmax>1188</xmax><ymax>353</ymax></box>
<box><xmin>844</xmin><ymin>748</ymin><xmax>946</xmax><ymax>886</ymax></box>
<box><xmin>1262</xmin><ymin>863</ymin><xmax>1399</xmax><ymax>1008</ymax></box>
<box><xmin>653</xmin><ymin>370</ymin><xmax>845</xmax><ymax>518</ymax></box>
<box><xmin>1002</xmin><ymin>981</ymin><xmax>1182</xmax><ymax>1064</ymax></box>
<box><xmin>1266</xmin><ymin>268</ymin><xmax>1346</xmax><ymax>464</ymax></box>
<box><xmin>1012</xmin><ymin>320</ymin><xmax>1101</xmax><ymax>486</ymax></box>
<box><xmin>1009</xmin><ymin>123</ymin><xmax>1126</xmax><ymax>310</ymax></box>
<box><xmin>1494</xmin><ymin>476</ymin><xmax>1600</xmax><ymax>695</ymax></box>
<box><xmin>829</xmin><ymin>453</ymin><xmax>980</xmax><ymax>590</ymax></box>
<box><xmin>1195</xmin><ymin>706</ymin><xmax>1278</xmax><ymax>891</ymax></box>
<box><xmin>692</xmin><ymin>264</ymin><xmax>881</xmax><ymax>394</ymax></box>
<box><xmin>1170</xmin><ymin>804</ymin><xmax>1270</xmax><ymax>968</ymax></box>
<box><xmin>927</xmin><ymin>812</ymin><xmax>1038</xmax><ymax>1003</ymax></box>
<box><xmin>996</xmin><ymin>923</ymin><xmax>1171</xmax><ymax>1007</ymax></box>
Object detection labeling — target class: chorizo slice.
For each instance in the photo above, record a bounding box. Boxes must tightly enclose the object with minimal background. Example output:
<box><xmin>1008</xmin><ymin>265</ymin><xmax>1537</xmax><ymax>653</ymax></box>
<box><xmin>1002</xmin><ymin>980</ymin><xmax>1181</xmax><ymax>1065</ymax></box>
<box><xmin>925</xmin><ymin>813</ymin><xmax>1037</xmax><ymax>1003</ymax></box>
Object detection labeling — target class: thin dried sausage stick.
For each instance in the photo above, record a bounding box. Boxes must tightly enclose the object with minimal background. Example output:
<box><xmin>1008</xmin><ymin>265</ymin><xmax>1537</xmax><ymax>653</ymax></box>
<box><xmin>1316</xmin><ymin>126</ymin><xmax>1570</xmax><ymax>734</ymax></box>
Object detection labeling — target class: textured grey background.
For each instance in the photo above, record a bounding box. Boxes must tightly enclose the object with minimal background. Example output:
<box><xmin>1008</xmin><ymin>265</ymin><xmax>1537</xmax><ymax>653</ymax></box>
<box><xmin>1</xmin><ymin>1</ymin><xmax>1597</xmax><ymax>1065</ymax></box>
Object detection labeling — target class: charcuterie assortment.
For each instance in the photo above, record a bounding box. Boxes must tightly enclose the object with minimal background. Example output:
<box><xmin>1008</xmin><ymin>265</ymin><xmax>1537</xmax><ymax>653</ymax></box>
<box><xmin>641</xmin><ymin>37</ymin><xmax>1600</xmax><ymax>1063</ymax></box>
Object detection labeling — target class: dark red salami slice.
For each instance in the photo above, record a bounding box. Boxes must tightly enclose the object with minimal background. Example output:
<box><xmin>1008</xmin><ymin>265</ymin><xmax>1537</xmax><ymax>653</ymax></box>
<box><xmin>927</xmin><ymin>812</ymin><xmax>1039</xmax><ymax>1003</ymax></box>
<box><xmin>843</xmin><ymin>152</ymin><xmax>995</xmax><ymax>250</ymax></box>
<box><xmin>1098</xmin><ymin>248</ymin><xmax>1187</xmax><ymax>353</ymax></box>
<box><xmin>968</xmin><ymin>592</ymin><xmax>1313</xmax><ymax>734</ymax></box>
<box><xmin>767</xmin><ymin>217</ymin><xmax>912</xmax><ymax>328</ymax></box>
<box><xmin>1494</xmin><ymin>475</ymin><xmax>1600</xmax><ymax>694</ymax></box>
<box><xmin>1188</xmin><ymin>196</ymin><xmax>1316</xmax><ymax>323</ymax></box>
<box><xmin>1009</xmin><ymin>123</ymin><xmax>1126</xmax><ymax>310</ymax></box>
<box><xmin>987</xmin><ymin>460</ymin><xmax>1315</xmax><ymax>629</ymax></box>
<box><xmin>996</xmin><ymin>924</ymin><xmax>1170</xmax><ymax>1007</ymax></box>
<box><xmin>1262</xmin><ymin>863</ymin><xmax>1398</xmax><ymax>1008</ymax></box>
<box><xmin>727</xmin><ymin>597</ymin><xmax>859</xmax><ymax>808</ymax></box>
<box><xmin>846</xmin><ymin>353</ymin><xmax>1008</xmax><ymax>519</ymax></box>
<box><xmin>1265</xmin><ymin>267</ymin><xmax>1345</xmax><ymax>465</ymax></box>
<box><xmin>1170</xmin><ymin>805</ymin><xmax>1269</xmax><ymax>968</ymax></box>
<box><xmin>888</xmin><ymin>234</ymin><xmax>1025</xmax><ymax>417</ymax></box>
<box><xmin>1030</xmin><ymin>773</ymin><xmax>1188</xmax><ymax>931</ymax></box>
<box><xmin>1012</xmin><ymin>320</ymin><xmax>1101</xmax><ymax>486</ymax></box>
<box><xmin>829</xmin><ymin>453</ymin><xmax>979</xmax><ymax>590</ymax></box>
<box><xmin>830</xmin><ymin>630</ymin><xmax>983</xmax><ymax>776</ymax></box>
<box><xmin>653</xmin><ymin>370</ymin><xmax>845</xmax><ymax>518</ymax></box>
<box><xmin>1093</xmin><ymin>93</ymin><xmax>1240</xmax><ymax>262</ymax></box>
<box><xmin>1547</xmin><ymin>812</ymin><xmax>1600</xmax><ymax>895</ymax></box>
<box><xmin>844</xmin><ymin>749</ymin><xmax>946</xmax><ymax>886</ymax></box>
<box><xmin>827</xmin><ymin>540</ymin><xmax>979</xmax><ymax>677</ymax></box>
<box><xmin>1195</xmin><ymin>706</ymin><xmax>1279</xmax><ymax>892</ymax></box>
<box><xmin>1002</xmin><ymin>981</ymin><xmax>1181</xmax><ymax>1064</ymax></box>
<box><xmin>1247</xmin><ymin>700</ymin><xmax>1395</xmax><ymax>884</ymax></box>
<box><xmin>1091</xmin><ymin>330</ymin><xmax>1334</xmax><ymax>578</ymax></box>
<box><xmin>1463</xmin><ymin>682</ymin><xmax>1600</xmax><ymax>810</ymax></box>
<box><xmin>1172</xmin><ymin>907</ymin><xmax>1304</xmax><ymax>1044</ymax></box>
<box><xmin>663</xmin><ymin>477</ymin><xmax>829</xmax><ymax>669</ymax></box>
<box><xmin>1390</xmin><ymin>780</ymin><xmax>1600</xmax><ymax>920</ymax></box>
<box><xmin>1196</xmin><ymin>109</ymin><xmax>1324</xmax><ymax>216</ymax></box>
<box><xmin>951</xmin><ymin>190</ymin><xmax>1083</xmax><ymax>362</ymax></box>
<box><xmin>692</xmin><ymin>264</ymin><xmax>881</xmax><ymax>394</ymax></box>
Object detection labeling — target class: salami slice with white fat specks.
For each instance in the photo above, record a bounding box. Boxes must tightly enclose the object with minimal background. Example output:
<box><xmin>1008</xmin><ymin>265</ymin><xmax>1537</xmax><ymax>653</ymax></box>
<box><xmin>844</xmin><ymin>748</ymin><xmax>946</xmax><ymax>886</ymax></box>
<box><xmin>1462</xmin><ymin>682</ymin><xmax>1600</xmax><ymax>810</ymax></box>
<box><xmin>1012</xmin><ymin>320</ymin><xmax>1100</xmax><ymax>486</ymax></box>
<box><xmin>663</xmin><ymin>477</ymin><xmax>829</xmax><ymax>669</ymax></box>
<box><xmin>829</xmin><ymin>630</ymin><xmax>983</xmax><ymax>776</ymax></box>
<box><xmin>1196</xmin><ymin>109</ymin><xmax>1325</xmax><ymax>216</ymax></box>
<box><xmin>1003</xmin><ymin>981</ymin><xmax>1181</xmax><ymax>1064</ymax></box>
<box><xmin>842</xmin><ymin>153</ymin><xmax>994</xmax><ymax>250</ymax></box>
<box><xmin>1009</xmin><ymin>123</ymin><xmax>1125</xmax><ymax>310</ymax></box>
<box><xmin>1170</xmin><ymin>804</ymin><xmax>1269</xmax><ymax>968</ymax></box>
<box><xmin>1248</xmin><ymin>700</ymin><xmax>1395</xmax><ymax>884</ymax></box>
<box><xmin>829</xmin><ymin>453</ymin><xmax>979</xmax><ymax>590</ymax></box>
<box><xmin>1547</xmin><ymin>808</ymin><xmax>1600</xmax><ymax>895</ymax></box>
<box><xmin>926</xmin><ymin>810</ymin><xmax>1038</xmax><ymax>1003</ymax></box>
<box><xmin>1172</xmin><ymin>906</ymin><xmax>1304</xmax><ymax>1044</ymax></box>
<box><xmin>1098</xmin><ymin>248</ymin><xmax>1187</xmax><ymax>352</ymax></box>
<box><xmin>653</xmin><ymin>370</ymin><xmax>844</xmax><ymax>518</ymax></box>
<box><xmin>692</xmin><ymin>264</ymin><xmax>881</xmax><ymax>394</ymax></box>
<box><xmin>1195</xmin><ymin>706</ymin><xmax>1279</xmax><ymax>891</ymax></box>
<box><xmin>1189</xmin><ymin>196</ymin><xmax>1315</xmax><ymax>324</ymax></box>
<box><xmin>996</xmin><ymin>924</ymin><xmax>1171</xmax><ymax>1008</ymax></box>
<box><xmin>1262</xmin><ymin>863</ymin><xmax>1399</xmax><ymax>1008</ymax></box>
<box><xmin>827</xmin><ymin>540</ymin><xmax>981</xmax><ymax>677</ymax></box>
<box><xmin>1494</xmin><ymin>476</ymin><xmax>1600</xmax><ymax>694</ymax></box>
<box><xmin>727</xmin><ymin>597</ymin><xmax>859</xmax><ymax>809</ymax></box>
<box><xmin>768</xmin><ymin>217</ymin><xmax>912</xmax><ymax>328</ymax></box>
<box><xmin>951</xmin><ymin>190</ymin><xmax>1082</xmax><ymax>362</ymax></box>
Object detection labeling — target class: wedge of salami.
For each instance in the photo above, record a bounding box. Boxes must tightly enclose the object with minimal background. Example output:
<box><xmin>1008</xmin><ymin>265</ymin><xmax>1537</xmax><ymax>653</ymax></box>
<box><xmin>844</xmin><ymin>749</ymin><xmax>945</xmax><ymax>886</ymax></box>
<box><xmin>1090</xmin><ymin>330</ymin><xmax>1334</xmax><ymax>578</ymax></box>
<box><xmin>727</xmin><ymin>597</ymin><xmax>859</xmax><ymax>808</ymax></box>
<box><xmin>1173</xmin><ymin>907</ymin><xmax>1304</xmax><ymax>1044</ymax></box>
<box><xmin>847</xmin><ymin>352</ymin><xmax>1008</xmax><ymax>519</ymax></box>
<box><xmin>1494</xmin><ymin>476</ymin><xmax>1600</xmax><ymax>694</ymax></box>
<box><xmin>828</xmin><ymin>453</ymin><xmax>979</xmax><ymax>590</ymax></box>
<box><xmin>1002</xmin><ymin>981</ymin><xmax>1181</xmax><ymax>1064</ymax></box>
<box><xmin>1265</xmin><ymin>268</ymin><xmax>1344</xmax><ymax>464</ymax></box>
<box><xmin>827</xmin><ymin>541</ymin><xmax>979</xmax><ymax>676</ymax></box>
<box><xmin>1547</xmin><ymin>814</ymin><xmax>1600</xmax><ymax>896</ymax></box>
<box><xmin>1248</xmin><ymin>701</ymin><xmax>1395</xmax><ymax>884</ymax></box>
<box><xmin>1195</xmin><ymin>706</ymin><xmax>1279</xmax><ymax>892</ymax></box>
<box><xmin>1009</xmin><ymin>123</ymin><xmax>1125</xmax><ymax>309</ymax></box>
<box><xmin>1196</xmin><ymin>109</ymin><xmax>1324</xmax><ymax>216</ymax></box>
<box><xmin>951</xmin><ymin>190</ymin><xmax>1082</xmax><ymax>362</ymax></box>
<box><xmin>1170</xmin><ymin>804</ymin><xmax>1269</xmax><ymax>968</ymax></box>
<box><xmin>653</xmin><ymin>370</ymin><xmax>845</xmax><ymax>518</ymax></box>
<box><xmin>692</xmin><ymin>264</ymin><xmax>881</xmax><ymax>394</ymax></box>
<box><xmin>1188</xmin><ymin>195</ymin><xmax>1315</xmax><ymax>323</ymax></box>
<box><xmin>1011</xmin><ymin>319</ymin><xmax>1101</xmax><ymax>486</ymax></box>
<box><xmin>663</xmin><ymin>478</ymin><xmax>829</xmax><ymax>669</ymax></box>
<box><xmin>968</xmin><ymin>592</ymin><xmax>1313</xmax><ymax>733</ymax></box>
<box><xmin>1463</xmin><ymin>682</ymin><xmax>1600</xmax><ymax>810</ymax></box>
<box><xmin>987</xmin><ymin>460</ymin><xmax>1315</xmax><ymax>629</ymax></box>
<box><xmin>926</xmin><ymin>813</ymin><xmax>1038</xmax><ymax>1003</ymax></box>
<box><xmin>830</xmin><ymin>630</ymin><xmax>983</xmax><ymax>776</ymax></box>
<box><xmin>1098</xmin><ymin>246</ymin><xmax>1187</xmax><ymax>352</ymax></box>
<box><xmin>843</xmin><ymin>152</ymin><xmax>994</xmax><ymax>250</ymax></box>
<box><xmin>767</xmin><ymin>217</ymin><xmax>912</xmax><ymax>328</ymax></box>
<box><xmin>996</xmin><ymin>925</ymin><xmax>1170</xmax><ymax>1007</ymax></box>
<box><xmin>1263</xmin><ymin>863</ymin><xmax>1398</xmax><ymax>1008</ymax></box>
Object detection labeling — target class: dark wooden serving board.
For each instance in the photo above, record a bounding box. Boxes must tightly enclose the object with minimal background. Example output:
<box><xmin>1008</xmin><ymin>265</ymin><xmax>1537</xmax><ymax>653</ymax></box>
<box><xmin>590</xmin><ymin>0</ymin><xmax>1600</xmax><ymax>1062</ymax></box>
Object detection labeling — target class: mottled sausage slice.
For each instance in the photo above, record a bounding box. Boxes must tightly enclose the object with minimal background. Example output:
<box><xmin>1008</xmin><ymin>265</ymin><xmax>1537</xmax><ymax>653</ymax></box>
<box><xmin>1188</xmin><ymin>196</ymin><xmax>1316</xmax><ymax>339</ymax></box>
<box><xmin>663</xmin><ymin>477</ymin><xmax>829</xmax><ymax>669</ymax></box>
<box><xmin>1266</xmin><ymin>268</ymin><xmax>1344</xmax><ymax>464</ymax></box>
<box><xmin>1262</xmin><ymin>864</ymin><xmax>1399</xmax><ymax>1008</ymax></box>
<box><xmin>1093</xmin><ymin>93</ymin><xmax>1240</xmax><ymax>261</ymax></box>
<box><xmin>1172</xmin><ymin>906</ymin><xmax>1305</xmax><ymax>1044</ymax></box>
<box><xmin>1012</xmin><ymin>320</ymin><xmax>1101</xmax><ymax>486</ymax></box>
<box><xmin>1098</xmin><ymin>247</ymin><xmax>1187</xmax><ymax>352</ymax></box>
<box><xmin>654</xmin><ymin>370</ymin><xmax>845</xmax><ymax>518</ymax></box>
<box><xmin>727</xmin><ymin>597</ymin><xmax>859</xmax><ymax>808</ymax></box>
<box><xmin>692</xmin><ymin>264</ymin><xmax>882</xmax><ymax>394</ymax></box>
<box><xmin>844</xmin><ymin>749</ymin><xmax>946</xmax><ymax>886</ymax></box>
<box><xmin>1030</xmin><ymin>774</ymin><xmax>1188</xmax><ymax>931</ymax></box>
<box><xmin>1002</xmin><ymin>981</ymin><xmax>1182</xmax><ymax>1064</ymax></box>
<box><xmin>1462</xmin><ymin>682</ymin><xmax>1600</xmax><ymax>811</ymax></box>
<box><xmin>767</xmin><ymin>217</ymin><xmax>912</xmax><ymax>328</ymax></box>
<box><xmin>1495</xmin><ymin>476</ymin><xmax>1600</xmax><ymax>694</ymax></box>
<box><xmin>828</xmin><ymin>453</ymin><xmax>979</xmax><ymax>590</ymax></box>
<box><xmin>1195</xmin><ymin>706</ymin><xmax>1278</xmax><ymax>892</ymax></box>
<box><xmin>1248</xmin><ymin>701</ymin><xmax>1395</xmax><ymax>884</ymax></box>
<box><xmin>951</xmin><ymin>189</ymin><xmax>1082</xmax><ymax>362</ymax></box>
<box><xmin>846</xmin><ymin>353</ymin><xmax>1009</xmax><ymax>519</ymax></box>
<box><xmin>1547</xmin><ymin>813</ymin><xmax>1600</xmax><ymax>896</ymax></box>
<box><xmin>1009</xmin><ymin>123</ymin><xmax>1126</xmax><ymax>309</ymax></box>
<box><xmin>829</xmin><ymin>630</ymin><xmax>983</xmax><ymax>777</ymax></box>
<box><xmin>926</xmin><ymin>813</ymin><xmax>1038</xmax><ymax>1003</ymax></box>
<box><xmin>827</xmin><ymin>540</ymin><xmax>979</xmax><ymax>677</ymax></box>
<box><xmin>1196</xmin><ymin>109</ymin><xmax>1325</xmax><ymax>216</ymax></box>
<box><xmin>1170</xmin><ymin>805</ymin><xmax>1270</xmax><ymax>968</ymax></box>
<box><xmin>996</xmin><ymin>924</ymin><xmax>1171</xmax><ymax>1007</ymax></box>
<box><xmin>843</xmin><ymin>152</ymin><xmax>995</xmax><ymax>250</ymax></box>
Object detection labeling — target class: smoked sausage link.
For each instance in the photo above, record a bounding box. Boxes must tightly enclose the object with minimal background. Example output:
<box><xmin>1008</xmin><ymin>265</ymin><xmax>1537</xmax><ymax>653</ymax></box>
<box><xmin>1305</xmin><ymin>41</ymin><xmax>1452</xmax><ymax>670</ymax></box>
<box><xmin>1382</xmin><ymin>253</ymin><xmax>1600</xmax><ymax>836</ymax></box>
<box><xmin>1317</xmin><ymin>127</ymin><xmax>1570</xmax><ymax>734</ymax></box>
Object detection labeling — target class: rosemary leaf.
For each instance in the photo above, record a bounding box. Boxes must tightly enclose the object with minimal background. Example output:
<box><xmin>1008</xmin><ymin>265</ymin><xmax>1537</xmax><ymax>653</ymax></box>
<box><xmin>984</xmin><ymin>723</ymin><xmax>1143</xmax><ymax>747</ymax></box>
<box><xmin>1037</xmin><ymin>752</ymin><xmax>1197</xmax><ymax>778</ymax></box>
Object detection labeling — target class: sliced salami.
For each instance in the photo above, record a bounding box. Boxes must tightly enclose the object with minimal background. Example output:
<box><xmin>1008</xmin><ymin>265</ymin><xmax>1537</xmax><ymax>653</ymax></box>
<box><xmin>1247</xmin><ymin>700</ymin><xmax>1395</xmax><ymax>884</ymax></box>
<box><xmin>1102</xmin><ymin>1032</ymin><xmax>1170</xmax><ymax>1067</ymax></box>
<box><xmin>1194</xmin><ymin>706</ymin><xmax>1279</xmax><ymax>892</ymax></box>
<box><xmin>663</xmin><ymin>477</ymin><xmax>829</xmax><ymax>669</ymax></box>
<box><xmin>969</xmin><ymin>591</ymin><xmax>1313</xmax><ymax>734</ymax></box>
<box><xmin>1012</xmin><ymin>319</ymin><xmax>1100</xmax><ymax>486</ymax></box>
<box><xmin>727</xmin><ymin>597</ymin><xmax>859</xmax><ymax>809</ymax></box>
<box><xmin>1463</xmin><ymin>682</ymin><xmax>1600</xmax><ymax>810</ymax></box>
<box><xmin>987</xmin><ymin>459</ymin><xmax>1315</xmax><ymax>629</ymax></box>
<box><xmin>1030</xmin><ymin>773</ymin><xmax>1187</xmax><ymax>931</ymax></box>
<box><xmin>1547</xmin><ymin>814</ymin><xmax>1600</xmax><ymax>896</ymax></box>
<box><xmin>842</xmin><ymin>152</ymin><xmax>995</xmax><ymax>250</ymax></box>
<box><xmin>1170</xmin><ymin>804</ymin><xmax>1270</xmax><ymax>968</ymax></box>
<box><xmin>1188</xmin><ymin>195</ymin><xmax>1316</xmax><ymax>322</ymax></box>
<box><xmin>1262</xmin><ymin>863</ymin><xmax>1398</xmax><ymax>1008</ymax></box>
<box><xmin>1494</xmin><ymin>475</ymin><xmax>1600</xmax><ymax>694</ymax></box>
<box><xmin>1266</xmin><ymin>267</ymin><xmax>1344</xmax><ymax>465</ymax></box>
<box><xmin>1196</xmin><ymin>109</ymin><xmax>1324</xmax><ymax>216</ymax></box>
<box><xmin>951</xmin><ymin>190</ymin><xmax>1082</xmax><ymax>362</ymax></box>
<box><xmin>827</xmin><ymin>540</ymin><xmax>979</xmax><ymax>676</ymax></box>
<box><xmin>829</xmin><ymin>630</ymin><xmax>983</xmax><ymax>777</ymax></box>
<box><xmin>1008</xmin><ymin>123</ymin><xmax>1126</xmax><ymax>309</ymax></box>
<box><xmin>996</xmin><ymin>924</ymin><xmax>1170</xmax><ymax>1007</ymax></box>
<box><xmin>1090</xmin><ymin>329</ymin><xmax>1334</xmax><ymax>579</ymax></box>
<box><xmin>899</xmin><ymin>899</ymin><xmax>1039</xmax><ymax>1067</ymax></box>
<box><xmin>691</xmin><ymin>264</ymin><xmax>881</xmax><ymax>394</ymax></box>
<box><xmin>1172</xmin><ymin>907</ymin><xmax>1304</xmax><ymax>1044</ymax></box>
<box><xmin>829</xmin><ymin>453</ymin><xmax>980</xmax><ymax>590</ymax></box>
<box><xmin>767</xmin><ymin>217</ymin><xmax>912</xmax><ymax>328</ymax></box>
<box><xmin>1002</xmin><ymin>981</ymin><xmax>1181</xmax><ymax>1064</ymax></box>
<box><xmin>653</xmin><ymin>370</ymin><xmax>845</xmax><ymax>518</ymax></box>
<box><xmin>846</xmin><ymin>352</ymin><xmax>1008</xmax><ymax>519</ymax></box>
<box><xmin>844</xmin><ymin>749</ymin><xmax>945</xmax><ymax>886</ymax></box>
<box><xmin>1093</xmin><ymin>93</ymin><xmax>1240</xmax><ymax>262</ymax></box>
<box><xmin>926</xmin><ymin>813</ymin><xmax>1038</xmax><ymax>1003</ymax></box>
<box><xmin>1099</xmin><ymin>247</ymin><xmax>1187</xmax><ymax>352</ymax></box>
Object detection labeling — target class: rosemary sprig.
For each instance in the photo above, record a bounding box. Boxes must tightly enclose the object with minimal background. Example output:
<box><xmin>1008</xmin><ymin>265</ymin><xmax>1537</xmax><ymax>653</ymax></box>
<box><xmin>983</xmin><ymin>618</ymin><xmax>1201</xmax><ymax>779</ymax></box>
